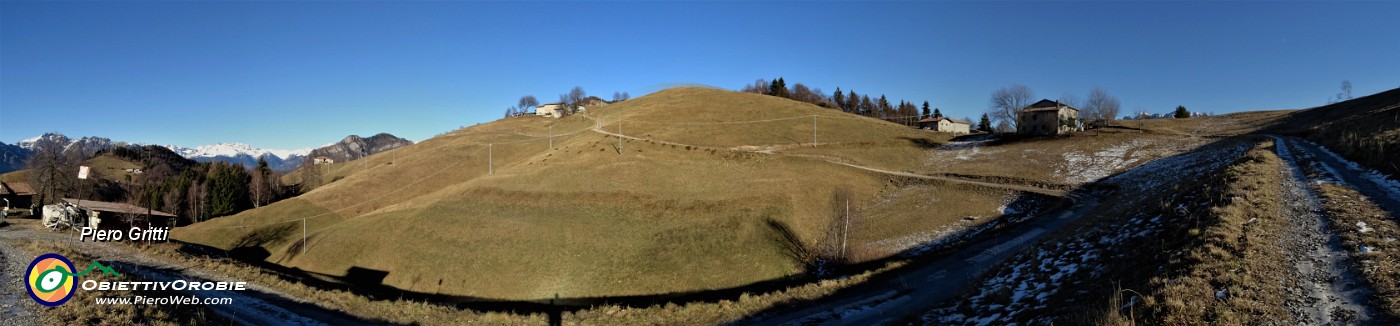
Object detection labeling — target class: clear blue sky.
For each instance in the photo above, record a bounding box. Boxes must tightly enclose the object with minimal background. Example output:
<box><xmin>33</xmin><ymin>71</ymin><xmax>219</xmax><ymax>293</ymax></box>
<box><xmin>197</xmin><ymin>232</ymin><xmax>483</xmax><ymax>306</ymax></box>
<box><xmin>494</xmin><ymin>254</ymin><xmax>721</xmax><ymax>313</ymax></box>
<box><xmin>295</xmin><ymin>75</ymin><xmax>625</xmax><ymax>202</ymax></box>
<box><xmin>3</xmin><ymin>1</ymin><xmax>1397</xmax><ymax>149</ymax></box>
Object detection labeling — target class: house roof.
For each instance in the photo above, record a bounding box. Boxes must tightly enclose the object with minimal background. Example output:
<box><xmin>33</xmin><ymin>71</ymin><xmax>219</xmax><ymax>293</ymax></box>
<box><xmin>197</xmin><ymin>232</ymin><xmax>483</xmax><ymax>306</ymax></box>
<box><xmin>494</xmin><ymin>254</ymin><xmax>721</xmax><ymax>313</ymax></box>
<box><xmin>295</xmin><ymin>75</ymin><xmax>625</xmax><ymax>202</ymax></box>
<box><xmin>917</xmin><ymin>117</ymin><xmax>971</xmax><ymax>124</ymax></box>
<box><xmin>62</xmin><ymin>198</ymin><xmax>177</xmax><ymax>217</ymax></box>
<box><xmin>1023</xmin><ymin>99</ymin><xmax>1079</xmax><ymax>112</ymax></box>
<box><xmin>0</xmin><ymin>181</ymin><xmax>35</xmax><ymax>196</ymax></box>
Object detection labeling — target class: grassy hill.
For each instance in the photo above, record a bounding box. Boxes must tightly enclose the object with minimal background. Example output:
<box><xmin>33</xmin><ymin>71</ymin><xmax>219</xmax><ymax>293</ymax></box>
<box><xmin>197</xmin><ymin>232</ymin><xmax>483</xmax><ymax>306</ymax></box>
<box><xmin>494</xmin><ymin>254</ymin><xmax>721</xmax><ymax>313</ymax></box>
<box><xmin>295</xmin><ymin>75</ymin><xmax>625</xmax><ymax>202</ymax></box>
<box><xmin>1268</xmin><ymin>87</ymin><xmax>1400</xmax><ymax>177</ymax></box>
<box><xmin>173</xmin><ymin>87</ymin><xmax>1034</xmax><ymax>300</ymax></box>
<box><xmin>174</xmin><ymin>87</ymin><xmax>1269</xmax><ymax>302</ymax></box>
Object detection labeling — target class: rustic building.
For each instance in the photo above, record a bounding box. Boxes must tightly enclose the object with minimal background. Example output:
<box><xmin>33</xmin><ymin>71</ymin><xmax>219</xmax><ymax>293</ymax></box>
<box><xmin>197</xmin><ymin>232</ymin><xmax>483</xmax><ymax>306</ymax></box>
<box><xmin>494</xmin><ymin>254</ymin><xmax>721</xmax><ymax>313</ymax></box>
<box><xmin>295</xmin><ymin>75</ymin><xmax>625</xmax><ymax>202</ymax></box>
<box><xmin>534</xmin><ymin>103</ymin><xmax>564</xmax><ymax>118</ymax></box>
<box><xmin>1018</xmin><ymin>99</ymin><xmax>1081</xmax><ymax>135</ymax></box>
<box><xmin>1</xmin><ymin>181</ymin><xmax>35</xmax><ymax>213</ymax></box>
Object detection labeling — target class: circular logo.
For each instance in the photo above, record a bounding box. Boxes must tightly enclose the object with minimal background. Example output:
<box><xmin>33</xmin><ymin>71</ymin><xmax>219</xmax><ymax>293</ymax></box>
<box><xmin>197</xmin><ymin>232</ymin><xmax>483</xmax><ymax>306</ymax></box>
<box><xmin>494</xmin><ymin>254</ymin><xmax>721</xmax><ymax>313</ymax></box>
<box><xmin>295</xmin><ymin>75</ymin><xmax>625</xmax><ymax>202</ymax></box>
<box><xmin>25</xmin><ymin>253</ymin><xmax>76</xmax><ymax>307</ymax></box>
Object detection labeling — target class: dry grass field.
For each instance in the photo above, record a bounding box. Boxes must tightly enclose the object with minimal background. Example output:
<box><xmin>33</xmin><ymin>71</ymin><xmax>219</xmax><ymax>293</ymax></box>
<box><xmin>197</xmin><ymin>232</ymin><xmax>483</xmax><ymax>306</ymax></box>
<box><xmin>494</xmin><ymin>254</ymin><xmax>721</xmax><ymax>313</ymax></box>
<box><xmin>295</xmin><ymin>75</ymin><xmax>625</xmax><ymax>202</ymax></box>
<box><xmin>174</xmin><ymin>87</ymin><xmax>1035</xmax><ymax>301</ymax></box>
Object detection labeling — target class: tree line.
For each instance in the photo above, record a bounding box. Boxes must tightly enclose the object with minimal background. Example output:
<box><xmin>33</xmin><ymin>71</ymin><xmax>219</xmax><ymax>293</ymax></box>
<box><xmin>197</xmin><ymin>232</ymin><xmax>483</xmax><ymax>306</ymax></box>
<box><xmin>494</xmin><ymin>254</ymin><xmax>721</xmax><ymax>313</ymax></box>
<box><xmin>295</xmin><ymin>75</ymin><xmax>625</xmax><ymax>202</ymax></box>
<box><xmin>740</xmin><ymin>77</ymin><xmax>994</xmax><ymax>132</ymax></box>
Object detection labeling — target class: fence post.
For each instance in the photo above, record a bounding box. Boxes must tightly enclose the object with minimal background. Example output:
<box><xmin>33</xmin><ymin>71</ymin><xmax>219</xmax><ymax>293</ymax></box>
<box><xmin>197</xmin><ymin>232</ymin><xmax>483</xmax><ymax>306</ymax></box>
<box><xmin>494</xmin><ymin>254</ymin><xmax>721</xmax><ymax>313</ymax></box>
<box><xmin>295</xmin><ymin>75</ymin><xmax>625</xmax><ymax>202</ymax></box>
<box><xmin>812</xmin><ymin>115</ymin><xmax>817</xmax><ymax>148</ymax></box>
<box><xmin>489</xmin><ymin>143</ymin><xmax>494</xmax><ymax>175</ymax></box>
<box><xmin>302</xmin><ymin>218</ymin><xmax>307</xmax><ymax>254</ymax></box>
<box><xmin>618</xmin><ymin>120</ymin><xmax>624</xmax><ymax>153</ymax></box>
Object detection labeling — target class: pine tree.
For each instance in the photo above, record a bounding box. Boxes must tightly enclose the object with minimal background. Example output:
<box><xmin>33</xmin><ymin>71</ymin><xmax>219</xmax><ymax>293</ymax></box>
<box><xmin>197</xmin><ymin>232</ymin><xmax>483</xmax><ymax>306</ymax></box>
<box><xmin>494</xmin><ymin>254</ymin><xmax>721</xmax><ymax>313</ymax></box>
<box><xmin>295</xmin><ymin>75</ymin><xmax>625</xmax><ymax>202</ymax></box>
<box><xmin>833</xmin><ymin>88</ymin><xmax>845</xmax><ymax>112</ymax></box>
<box><xmin>921</xmin><ymin>101</ymin><xmax>931</xmax><ymax>118</ymax></box>
<box><xmin>1174</xmin><ymin>105</ymin><xmax>1190</xmax><ymax>118</ymax></box>
<box><xmin>846</xmin><ymin>90</ymin><xmax>859</xmax><ymax>114</ymax></box>
<box><xmin>979</xmin><ymin>113</ymin><xmax>992</xmax><ymax>132</ymax></box>
<box><xmin>933</xmin><ymin>108</ymin><xmax>943</xmax><ymax>118</ymax></box>
<box><xmin>767</xmin><ymin>77</ymin><xmax>790</xmax><ymax>98</ymax></box>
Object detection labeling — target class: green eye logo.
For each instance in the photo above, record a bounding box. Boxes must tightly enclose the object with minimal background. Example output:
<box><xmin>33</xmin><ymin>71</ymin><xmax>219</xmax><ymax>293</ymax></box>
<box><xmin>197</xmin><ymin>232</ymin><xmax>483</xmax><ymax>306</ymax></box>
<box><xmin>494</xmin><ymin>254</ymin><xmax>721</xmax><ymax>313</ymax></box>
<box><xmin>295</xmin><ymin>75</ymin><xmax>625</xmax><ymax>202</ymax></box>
<box><xmin>25</xmin><ymin>253</ymin><xmax>122</xmax><ymax>307</ymax></box>
<box><xmin>26</xmin><ymin>253</ymin><xmax>75</xmax><ymax>306</ymax></box>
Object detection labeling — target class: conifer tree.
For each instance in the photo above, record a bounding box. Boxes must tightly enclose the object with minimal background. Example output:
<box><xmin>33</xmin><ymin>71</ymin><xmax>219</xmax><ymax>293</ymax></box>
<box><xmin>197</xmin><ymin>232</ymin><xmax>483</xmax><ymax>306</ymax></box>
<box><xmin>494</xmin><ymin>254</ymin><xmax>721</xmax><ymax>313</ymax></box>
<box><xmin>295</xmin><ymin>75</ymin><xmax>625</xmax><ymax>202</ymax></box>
<box><xmin>833</xmin><ymin>88</ymin><xmax>845</xmax><ymax>112</ymax></box>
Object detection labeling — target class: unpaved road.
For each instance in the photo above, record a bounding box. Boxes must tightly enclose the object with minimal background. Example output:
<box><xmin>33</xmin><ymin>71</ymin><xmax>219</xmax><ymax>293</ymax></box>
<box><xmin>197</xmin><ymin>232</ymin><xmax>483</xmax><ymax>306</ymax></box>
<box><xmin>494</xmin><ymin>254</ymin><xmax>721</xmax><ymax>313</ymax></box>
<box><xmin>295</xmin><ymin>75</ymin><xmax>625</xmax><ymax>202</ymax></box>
<box><xmin>0</xmin><ymin>219</ymin><xmax>378</xmax><ymax>325</ymax></box>
<box><xmin>1274</xmin><ymin>135</ymin><xmax>1375</xmax><ymax>324</ymax></box>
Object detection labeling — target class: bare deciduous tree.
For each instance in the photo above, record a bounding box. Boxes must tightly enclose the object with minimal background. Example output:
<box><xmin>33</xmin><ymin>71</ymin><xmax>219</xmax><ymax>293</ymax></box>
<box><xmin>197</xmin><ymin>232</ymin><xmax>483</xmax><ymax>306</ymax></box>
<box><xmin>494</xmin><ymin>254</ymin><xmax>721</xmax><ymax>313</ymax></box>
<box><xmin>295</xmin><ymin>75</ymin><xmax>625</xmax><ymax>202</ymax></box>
<box><xmin>988</xmin><ymin>84</ymin><xmax>1035</xmax><ymax>131</ymax></box>
<box><xmin>1083</xmin><ymin>86</ymin><xmax>1121</xmax><ymax>123</ymax></box>
<box><xmin>561</xmin><ymin>86</ymin><xmax>586</xmax><ymax>114</ymax></box>
<box><xmin>814</xmin><ymin>185</ymin><xmax>858</xmax><ymax>274</ymax></box>
<box><xmin>518</xmin><ymin>95</ymin><xmax>539</xmax><ymax>114</ymax></box>
<box><xmin>1058</xmin><ymin>92</ymin><xmax>1081</xmax><ymax>109</ymax></box>
<box><xmin>26</xmin><ymin>136</ymin><xmax>80</xmax><ymax>206</ymax></box>
<box><xmin>741</xmin><ymin>78</ymin><xmax>770</xmax><ymax>94</ymax></box>
<box><xmin>612</xmin><ymin>91</ymin><xmax>630</xmax><ymax>102</ymax></box>
<box><xmin>1339</xmin><ymin>80</ymin><xmax>1353</xmax><ymax>102</ymax></box>
<box><xmin>791</xmin><ymin>83</ymin><xmax>822</xmax><ymax>104</ymax></box>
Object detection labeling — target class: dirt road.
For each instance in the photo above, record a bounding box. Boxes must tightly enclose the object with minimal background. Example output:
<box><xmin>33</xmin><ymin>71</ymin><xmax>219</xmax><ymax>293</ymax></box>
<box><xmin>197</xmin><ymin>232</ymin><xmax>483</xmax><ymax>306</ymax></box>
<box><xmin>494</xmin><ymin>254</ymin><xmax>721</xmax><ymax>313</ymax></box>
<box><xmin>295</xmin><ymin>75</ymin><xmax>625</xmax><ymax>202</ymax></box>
<box><xmin>0</xmin><ymin>219</ymin><xmax>377</xmax><ymax>325</ymax></box>
<box><xmin>1274</xmin><ymin>135</ymin><xmax>1376</xmax><ymax>324</ymax></box>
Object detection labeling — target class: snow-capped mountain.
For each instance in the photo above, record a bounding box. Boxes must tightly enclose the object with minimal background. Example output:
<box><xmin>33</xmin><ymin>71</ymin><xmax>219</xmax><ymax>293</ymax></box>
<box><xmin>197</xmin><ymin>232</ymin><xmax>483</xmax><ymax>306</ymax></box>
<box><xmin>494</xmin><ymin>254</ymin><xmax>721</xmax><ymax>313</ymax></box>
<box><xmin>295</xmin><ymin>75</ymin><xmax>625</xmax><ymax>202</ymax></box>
<box><xmin>15</xmin><ymin>133</ymin><xmax>127</xmax><ymax>159</ymax></box>
<box><xmin>166</xmin><ymin>143</ymin><xmax>313</xmax><ymax>172</ymax></box>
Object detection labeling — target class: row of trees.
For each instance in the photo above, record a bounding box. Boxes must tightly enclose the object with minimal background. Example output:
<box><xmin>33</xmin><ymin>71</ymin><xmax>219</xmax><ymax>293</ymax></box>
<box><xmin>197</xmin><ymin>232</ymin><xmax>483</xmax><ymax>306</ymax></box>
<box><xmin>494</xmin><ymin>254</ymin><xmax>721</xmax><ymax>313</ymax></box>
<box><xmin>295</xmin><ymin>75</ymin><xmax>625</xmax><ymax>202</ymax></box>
<box><xmin>743</xmin><ymin>77</ymin><xmax>998</xmax><ymax>132</ymax></box>
<box><xmin>986</xmin><ymin>83</ymin><xmax>1121</xmax><ymax>131</ymax></box>
<box><xmin>742</xmin><ymin>78</ymin><xmax>937</xmax><ymax>123</ymax></box>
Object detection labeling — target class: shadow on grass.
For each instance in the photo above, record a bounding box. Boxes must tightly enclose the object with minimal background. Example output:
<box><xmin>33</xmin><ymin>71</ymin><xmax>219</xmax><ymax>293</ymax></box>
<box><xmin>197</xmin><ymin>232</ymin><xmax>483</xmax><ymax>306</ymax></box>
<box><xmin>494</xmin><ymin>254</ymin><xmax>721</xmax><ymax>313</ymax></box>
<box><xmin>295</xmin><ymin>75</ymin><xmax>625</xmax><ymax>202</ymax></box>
<box><xmin>899</xmin><ymin>137</ymin><xmax>942</xmax><ymax>149</ymax></box>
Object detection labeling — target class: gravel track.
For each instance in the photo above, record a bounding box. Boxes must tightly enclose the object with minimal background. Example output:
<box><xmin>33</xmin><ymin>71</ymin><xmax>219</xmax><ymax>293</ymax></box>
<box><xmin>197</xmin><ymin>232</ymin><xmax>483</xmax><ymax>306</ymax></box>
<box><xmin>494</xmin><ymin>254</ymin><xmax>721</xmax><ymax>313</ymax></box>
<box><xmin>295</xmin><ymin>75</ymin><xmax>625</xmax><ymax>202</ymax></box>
<box><xmin>1274</xmin><ymin>135</ymin><xmax>1375</xmax><ymax>324</ymax></box>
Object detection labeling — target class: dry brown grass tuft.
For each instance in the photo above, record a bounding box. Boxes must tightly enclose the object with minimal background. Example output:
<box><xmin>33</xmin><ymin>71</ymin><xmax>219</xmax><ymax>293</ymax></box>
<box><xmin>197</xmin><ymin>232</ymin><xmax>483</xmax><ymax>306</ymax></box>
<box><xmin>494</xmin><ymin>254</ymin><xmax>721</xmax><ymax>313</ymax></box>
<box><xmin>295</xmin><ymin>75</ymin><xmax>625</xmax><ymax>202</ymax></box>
<box><xmin>1152</xmin><ymin>140</ymin><xmax>1294</xmax><ymax>324</ymax></box>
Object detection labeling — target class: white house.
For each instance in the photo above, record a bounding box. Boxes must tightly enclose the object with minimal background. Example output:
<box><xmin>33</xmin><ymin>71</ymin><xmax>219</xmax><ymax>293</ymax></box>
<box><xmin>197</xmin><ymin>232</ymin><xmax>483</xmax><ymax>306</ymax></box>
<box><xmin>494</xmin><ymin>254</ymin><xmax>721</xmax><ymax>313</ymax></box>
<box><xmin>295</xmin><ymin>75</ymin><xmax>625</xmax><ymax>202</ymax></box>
<box><xmin>917</xmin><ymin>117</ymin><xmax>972</xmax><ymax>134</ymax></box>
<box><xmin>535</xmin><ymin>103</ymin><xmax>564</xmax><ymax>118</ymax></box>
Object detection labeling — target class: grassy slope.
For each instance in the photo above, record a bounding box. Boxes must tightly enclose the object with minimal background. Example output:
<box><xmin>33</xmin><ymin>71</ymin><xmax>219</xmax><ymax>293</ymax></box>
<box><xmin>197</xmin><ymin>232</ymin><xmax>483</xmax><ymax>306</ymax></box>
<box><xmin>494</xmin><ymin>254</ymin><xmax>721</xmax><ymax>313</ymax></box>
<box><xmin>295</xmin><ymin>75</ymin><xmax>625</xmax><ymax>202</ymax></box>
<box><xmin>175</xmin><ymin>87</ymin><xmax>1001</xmax><ymax>300</ymax></box>
<box><xmin>1269</xmin><ymin>87</ymin><xmax>1400</xmax><ymax>176</ymax></box>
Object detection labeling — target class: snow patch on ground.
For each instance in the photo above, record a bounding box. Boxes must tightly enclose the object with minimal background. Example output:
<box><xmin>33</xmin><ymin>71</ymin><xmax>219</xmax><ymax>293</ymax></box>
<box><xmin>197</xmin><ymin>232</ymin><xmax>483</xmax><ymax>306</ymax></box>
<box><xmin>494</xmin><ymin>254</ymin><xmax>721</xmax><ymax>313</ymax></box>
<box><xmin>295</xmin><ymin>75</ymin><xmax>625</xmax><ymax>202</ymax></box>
<box><xmin>1056</xmin><ymin>139</ymin><xmax>1157</xmax><ymax>184</ymax></box>
<box><xmin>1104</xmin><ymin>143</ymin><xmax>1248</xmax><ymax>193</ymax></box>
<box><xmin>1298</xmin><ymin>139</ymin><xmax>1400</xmax><ymax>199</ymax></box>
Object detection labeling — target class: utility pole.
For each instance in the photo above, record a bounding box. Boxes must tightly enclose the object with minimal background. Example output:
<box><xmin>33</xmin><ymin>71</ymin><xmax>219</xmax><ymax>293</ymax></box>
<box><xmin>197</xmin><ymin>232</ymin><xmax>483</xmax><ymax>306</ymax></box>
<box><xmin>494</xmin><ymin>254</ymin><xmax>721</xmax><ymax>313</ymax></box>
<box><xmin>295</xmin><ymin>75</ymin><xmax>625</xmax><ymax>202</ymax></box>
<box><xmin>488</xmin><ymin>144</ymin><xmax>494</xmax><ymax>175</ymax></box>
<box><xmin>549</xmin><ymin>125</ymin><xmax>553</xmax><ymax>149</ymax></box>
<box><xmin>618</xmin><ymin>120</ymin><xmax>624</xmax><ymax>153</ymax></box>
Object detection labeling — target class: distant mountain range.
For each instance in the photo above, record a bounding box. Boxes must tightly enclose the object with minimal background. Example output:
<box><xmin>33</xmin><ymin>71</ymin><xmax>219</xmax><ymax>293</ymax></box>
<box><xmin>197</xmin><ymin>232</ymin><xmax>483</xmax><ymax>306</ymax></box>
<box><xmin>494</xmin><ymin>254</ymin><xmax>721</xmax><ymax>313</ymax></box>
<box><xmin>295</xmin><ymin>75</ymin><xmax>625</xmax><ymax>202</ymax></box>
<box><xmin>0</xmin><ymin>132</ymin><xmax>412</xmax><ymax>174</ymax></box>
<box><xmin>166</xmin><ymin>143</ymin><xmax>313</xmax><ymax>172</ymax></box>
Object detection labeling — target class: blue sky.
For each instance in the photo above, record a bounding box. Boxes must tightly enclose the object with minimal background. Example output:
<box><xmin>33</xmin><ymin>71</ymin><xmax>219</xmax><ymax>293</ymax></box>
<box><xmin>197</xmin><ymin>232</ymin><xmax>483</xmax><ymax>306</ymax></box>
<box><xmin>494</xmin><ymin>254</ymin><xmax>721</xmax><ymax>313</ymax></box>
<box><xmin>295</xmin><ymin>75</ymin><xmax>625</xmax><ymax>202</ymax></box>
<box><xmin>2</xmin><ymin>1</ymin><xmax>1397</xmax><ymax>149</ymax></box>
